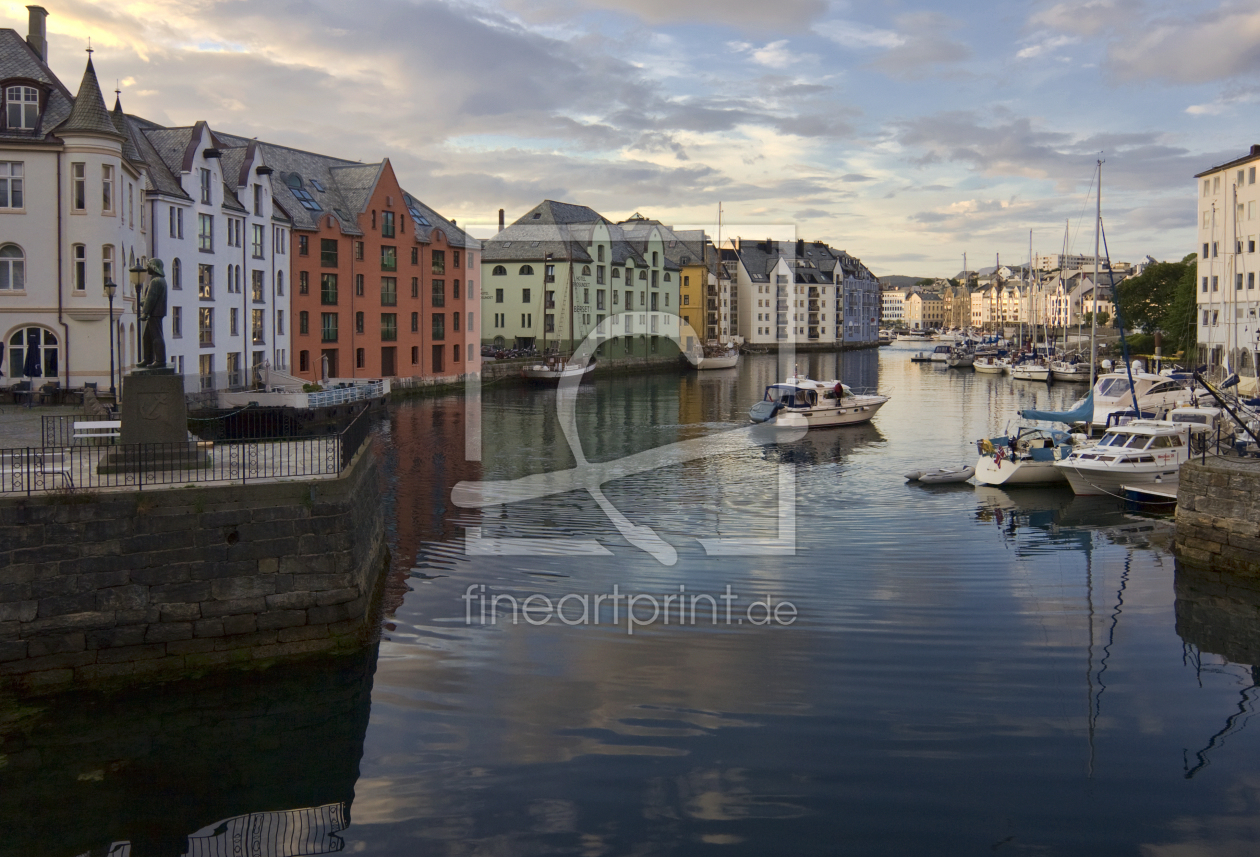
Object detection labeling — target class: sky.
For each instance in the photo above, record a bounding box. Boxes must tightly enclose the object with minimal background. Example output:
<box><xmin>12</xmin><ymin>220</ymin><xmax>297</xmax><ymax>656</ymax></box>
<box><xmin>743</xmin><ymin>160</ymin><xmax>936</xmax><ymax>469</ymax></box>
<box><xmin>17</xmin><ymin>0</ymin><xmax>1260</xmax><ymax>277</ymax></box>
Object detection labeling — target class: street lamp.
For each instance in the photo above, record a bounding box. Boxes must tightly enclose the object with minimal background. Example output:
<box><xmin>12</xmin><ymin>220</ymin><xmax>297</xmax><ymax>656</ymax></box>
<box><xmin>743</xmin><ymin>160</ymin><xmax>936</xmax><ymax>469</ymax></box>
<box><xmin>129</xmin><ymin>261</ymin><xmax>148</xmax><ymax>367</ymax></box>
<box><xmin>104</xmin><ymin>279</ymin><xmax>117</xmax><ymax>395</ymax></box>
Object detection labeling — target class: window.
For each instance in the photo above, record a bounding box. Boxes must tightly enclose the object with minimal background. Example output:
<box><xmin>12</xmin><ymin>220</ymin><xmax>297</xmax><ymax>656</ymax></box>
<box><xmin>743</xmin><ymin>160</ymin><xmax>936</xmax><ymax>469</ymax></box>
<box><xmin>321</xmin><ymin>274</ymin><xmax>338</xmax><ymax>305</ymax></box>
<box><xmin>291</xmin><ymin>186</ymin><xmax>321</xmax><ymax>211</ymax></box>
<box><xmin>199</xmin><ymin>307</ymin><xmax>213</xmax><ymax>345</ymax></box>
<box><xmin>199</xmin><ymin>214</ymin><xmax>213</xmax><ymax>251</ymax></box>
<box><xmin>321</xmin><ymin>239</ymin><xmax>338</xmax><ymax>267</ymax></box>
<box><xmin>411</xmin><ymin>311</ymin><xmax>418</xmax><ymax>332</ymax></box>
<box><xmin>7</xmin><ymin>328</ymin><xmax>58</xmax><ymax>378</ymax></box>
<box><xmin>1203</xmin><ymin>179</ymin><xmax>1210</xmax><ymax>197</ymax></box>
<box><xmin>455</xmin><ymin>343</ymin><xmax>461</xmax><ymax>363</ymax></box>
<box><xmin>0</xmin><ymin>162</ymin><xmax>23</xmax><ymax>209</ymax></box>
<box><xmin>356</xmin><ymin>348</ymin><xmax>365</xmax><ymax>369</ymax></box>
<box><xmin>1202</xmin><ymin>277</ymin><xmax>1208</xmax><ymax>292</ymax></box>
<box><xmin>252</xmin><ymin>309</ymin><xmax>265</xmax><ymax>344</ymax></box>
<box><xmin>492</xmin><ymin>265</ymin><xmax>506</xmax><ymax>276</ymax></box>
<box><xmin>582</xmin><ymin>265</ymin><xmax>591</xmax><ymax>276</ymax></box>
<box><xmin>5</xmin><ymin>85</ymin><xmax>38</xmax><ymax>129</ymax></box>
<box><xmin>355</xmin><ymin>273</ymin><xmax>364</xmax><ymax>297</ymax></box>
<box><xmin>432</xmin><ymin>343</ymin><xmax>444</xmax><ymax>373</ymax></box>
<box><xmin>433</xmin><ymin>250</ymin><xmax>446</xmax><ymax>275</ymax></box>
<box><xmin>299</xmin><ymin>235</ymin><xmax>309</xmax><ymax>256</ymax></box>
<box><xmin>468</xmin><ymin>312</ymin><xmax>474</xmax><ymax>332</ymax></box>
<box><xmin>597</xmin><ymin>266</ymin><xmax>605</xmax><ymax>285</ymax></box>
<box><xmin>199</xmin><ymin>167</ymin><xmax>211</xmax><ymax>204</ymax></box>
<box><xmin>519</xmin><ymin>264</ymin><xmax>533</xmax><ymax>275</ymax></box>
<box><xmin>1252</xmin><ymin>167</ymin><xmax>1257</xmax><ymax>185</ymax></box>
<box><xmin>171</xmin><ymin>305</ymin><xmax>182</xmax><ymax>338</ymax></box>
<box><xmin>72</xmin><ymin>163</ymin><xmax>85</xmax><ymax>211</ymax></box>
<box><xmin>453</xmin><ymin>312</ymin><xmax>460</xmax><ymax>332</ymax></box>
<box><xmin>299</xmin><ymin>350</ymin><xmax>309</xmax><ymax>372</ymax></box>
<box><xmin>354</xmin><ymin>241</ymin><xmax>364</xmax><ymax>261</ymax></box>
<box><xmin>355</xmin><ymin>311</ymin><xmax>364</xmax><ymax>334</ymax></box>
<box><xmin>432</xmin><ymin>313</ymin><xmax>445</xmax><ymax>340</ymax></box>
<box><xmin>1214</xmin><ymin>176</ymin><xmax>1220</xmax><ymax>192</ymax></box>
<box><xmin>453</xmin><ymin>250</ymin><xmax>461</xmax><ymax>268</ymax></box>
<box><xmin>101</xmin><ymin>164</ymin><xmax>113</xmax><ymax>213</ymax></box>
<box><xmin>1213</xmin><ymin>275</ymin><xmax>1219</xmax><ymax>290</ymax></box>
<box><xmin>277</xmin><ymin>271</ymin><xmax>284</xmax><ymax>296</ymax></box>
<box><xmin>522</xmin><ymin>288</ymin><xmax>531</xmax><ymax>303</ymax></box>
<box><xmin>252</xmin><ymin>270</ymin><xmax>264</xmax><ymax>302</ymax></box>
<box><xmin>71</xmin><ymin>244</ymin><xmax>85</xmax><ymax>291</ymax></box>
<box><xmin>411</xmin><ymin>346</ymin><xmax>418</xmax><ymax>365</ymax></box>
<box><xmin>381</xmin><ymin>313</ymin><xmax>397</xmax><ymax>341</ymax></box>
<box><xmin>252</xmin><ymin>224</ymin><xmax>264</xmax><ymax>258</ymax></box>
<box><xmin>380</xmin><ymin>277</ymin><xmax>397</xmax><ymax>306</ymax></box>
<box><xmin>1213</xmin><ymin>242</ymin><xmax>1218</xmax><ymax>257</ymax></box>
<box><xmin>433</xmin><ymin>279</ymin><xmax>445</xmax><ymax>307</ymax></box>
<box><xmin>230</xmin><ymin>307</ymin><xmax>239</xmax><ymax>336</ymax></box>
<box><xmin>411</xmin><ymin>277</ymin><xmax>419</xmax><ymax>298</ymax></box>
<box><xmin>411</xmin><ymin>247</ymin><xmax>418</xmax><ymax>265</ymax></box>
<box><xmin>495</xmin><ymin>288</ymin><xmax>503</xmax><ymax>303</ymax></box>
<box><xmin>0</xmin><ymin>243</ymin><xmax>24</xmax><ymax>290</ymax></box>
<box><xmin>1238</xmin><ymin>273</ymin><xmax>1244</xmax><ymax>290</ymax></box>
<box><xmin>382</xmin><ymin>210</ymin><xmax>395</xmax><ymax>237</ymax></box>
<box><xmin>298</xmin><ymin>310</ymin><xmax>309</xmax><ymax>335</ymax></box>
<box><xmin>321</xmin><ymin>312</ymin><xmax>338</xmax><ymax>342</ymax></box>
<box><xmin>612</xmin><ymin>268</ymin><xmax>620</xmax><ymax>279</ymax></box>
<box><xmin>276</xmin><ymin>229</ymin><xmax>286</xmax><ymax>254</ymax></box>
<box><xmin>1250</xmin><ymin>273</ymin><xmax>1256</xmax><ymax>290</ymax></box>
<box><xmin>597</xmin><ymin>245</ymin><xmax>605</xmax><ymax>263</ymax></box>
<box><xmin>381</xmin><ymin>246</ymin><xmax>397</xmax><ymax>271</ymax></box>
<box><xmin>101</xmin><ymin>244</ymin><xmax>114</xmax><ymax>289</ymax></box>
<box><xmin>197</xmin><ymin>263</ymin><xmax>213</xmax><ymax>299</ymax></box>
<box><xmin>453</xmin><ymin>279</ymin><xmax>461</xmax><ymax>300</ymax></box>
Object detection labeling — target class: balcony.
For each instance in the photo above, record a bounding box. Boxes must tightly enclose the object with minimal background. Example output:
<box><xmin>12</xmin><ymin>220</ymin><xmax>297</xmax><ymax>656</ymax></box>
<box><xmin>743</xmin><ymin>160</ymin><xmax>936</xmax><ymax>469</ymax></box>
<box><xmin>808</xmin><ymin>300</ymin><xmax>820</xmax><ymax>311</ymax></box>
<box><xmin>544</xmin><ymin>275</ymin><xmax>555</xmax><ymax>283</ymax></box>
<box><xmin>544</xmin><ymin>299</ymin><xmax>555</xmax><ymax>309</ymax></box>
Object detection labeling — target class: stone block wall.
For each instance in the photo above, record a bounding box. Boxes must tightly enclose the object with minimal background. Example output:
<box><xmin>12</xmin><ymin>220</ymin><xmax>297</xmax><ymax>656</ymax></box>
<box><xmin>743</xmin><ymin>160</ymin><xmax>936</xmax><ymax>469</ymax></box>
<box><xmin>1175</xmin><ymin>458</ymin><xmax>1260</xmax><ymax>575</ymax></box>
<box><xmin>0</xmin><ymin>441</ymin><xmax>384</xmax><ymax>694</ymax></box>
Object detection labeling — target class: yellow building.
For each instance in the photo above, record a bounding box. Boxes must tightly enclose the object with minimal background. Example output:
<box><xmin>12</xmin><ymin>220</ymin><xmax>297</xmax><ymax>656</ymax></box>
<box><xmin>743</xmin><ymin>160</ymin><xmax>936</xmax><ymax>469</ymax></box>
<box><xmin>904</xmin><ymin>291</ymin><xmax>945</xmax><ymax>330</ymax></box>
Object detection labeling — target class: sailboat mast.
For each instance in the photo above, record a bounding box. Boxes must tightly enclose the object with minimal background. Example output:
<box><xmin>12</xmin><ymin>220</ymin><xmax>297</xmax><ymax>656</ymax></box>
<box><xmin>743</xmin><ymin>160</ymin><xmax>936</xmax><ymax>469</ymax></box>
<box><xmin>1090</xmin><ymin>160</ymin><xmax>1101</xmax><ymax>390</ymax></box>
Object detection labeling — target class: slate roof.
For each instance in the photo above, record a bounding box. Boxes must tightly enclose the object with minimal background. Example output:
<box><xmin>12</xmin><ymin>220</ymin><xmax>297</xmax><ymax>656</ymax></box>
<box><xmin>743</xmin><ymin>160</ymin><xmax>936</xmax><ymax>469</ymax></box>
<box><xmin>401</xmin><ymin>190</ymin><xmax>479</xmax><ymax>250</ymax></box>
<box><xmin>0</xmin><ymin>28</ymin><xmax>73</xmax><ymax>143</ymax></box>
<box><xmin>55</xmin><ymin>57</ymin><xmax>123</xmax><ymax>139</ymax></box>
<box><xmin>483</xmin><ymin>200</ymin><xmax>608</xmax><ymax>263</ymax></box>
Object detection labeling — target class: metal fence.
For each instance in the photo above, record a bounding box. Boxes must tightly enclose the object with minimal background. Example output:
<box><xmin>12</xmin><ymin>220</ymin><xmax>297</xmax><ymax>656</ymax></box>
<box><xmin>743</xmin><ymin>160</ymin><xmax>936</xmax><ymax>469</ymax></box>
<box><xmin>5</xmin><ymin>409</ymin><xmax>372</xmax><ymax>496</ymax></box>
<box><xmin>41</xmin><ymin>413</ymin><xmax>119</xmax><ymax>447</ymax></box>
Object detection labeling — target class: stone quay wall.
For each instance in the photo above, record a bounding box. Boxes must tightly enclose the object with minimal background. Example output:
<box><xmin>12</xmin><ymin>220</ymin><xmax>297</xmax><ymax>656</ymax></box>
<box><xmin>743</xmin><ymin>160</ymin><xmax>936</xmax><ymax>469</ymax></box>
<box><xmin>1175</xmin><ymin>458</ymin><xmax>1260</xmax><ymax>575</ymax></box>
<box><xmin>0</xmin><ymin>441</ymin><xmax>385</xmax><ymax>694</ymax></box>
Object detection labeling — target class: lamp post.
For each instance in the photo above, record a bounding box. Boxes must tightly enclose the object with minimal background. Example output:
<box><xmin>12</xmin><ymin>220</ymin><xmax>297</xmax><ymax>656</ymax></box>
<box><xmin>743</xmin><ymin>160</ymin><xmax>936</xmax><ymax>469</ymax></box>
<box><xmin>129</xmin><ymin>261</ymin><xmax>148</xmax><ymax>368</ymax></box>
<box><xmin>104</xmin><ymin>279</ymin><xmax>117</xmax><ymax>395</ymax></box>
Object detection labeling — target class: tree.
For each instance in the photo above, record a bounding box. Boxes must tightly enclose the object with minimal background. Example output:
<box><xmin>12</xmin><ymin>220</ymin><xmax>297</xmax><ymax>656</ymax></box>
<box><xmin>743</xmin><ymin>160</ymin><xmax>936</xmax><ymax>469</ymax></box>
<box><xmin>1116</xmin><ymin>260</ymin><xmax>1187</xmax><ymax>333</ymax></box>
<box><xmin>1161</xmin><ymin>254</ymin><xmax>1199</xmax><ymax>357</ymax></box>
<box><xmin>1083</xmin><ymin>310</ymin><xmax>1111</xmax><ymax>327</ymax></box>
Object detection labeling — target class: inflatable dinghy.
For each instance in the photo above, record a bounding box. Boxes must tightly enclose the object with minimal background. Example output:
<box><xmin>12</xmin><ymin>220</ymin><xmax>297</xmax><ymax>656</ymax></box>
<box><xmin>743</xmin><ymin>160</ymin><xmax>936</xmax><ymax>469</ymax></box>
<box><xmin>904</xmin><ymin>466</ymin><xmax>975</xmax><ymax>484</ymax></box>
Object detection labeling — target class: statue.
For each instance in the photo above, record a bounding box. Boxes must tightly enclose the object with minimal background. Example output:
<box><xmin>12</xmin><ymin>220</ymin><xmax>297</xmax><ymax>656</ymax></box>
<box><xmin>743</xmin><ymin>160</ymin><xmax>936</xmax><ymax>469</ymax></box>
<box><xmin>138</xmin><ymin>258</ymin><xmax>168</xmax><ymax>369</ymax></box>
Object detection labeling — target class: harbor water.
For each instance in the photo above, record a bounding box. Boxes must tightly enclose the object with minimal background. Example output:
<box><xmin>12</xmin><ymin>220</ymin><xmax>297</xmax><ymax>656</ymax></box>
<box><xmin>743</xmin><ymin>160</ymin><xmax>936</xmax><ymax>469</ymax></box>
<box><xmin>7</xmin><ymin>344</ymin><xmax>1260</xmax><ymax>857</ymax></box>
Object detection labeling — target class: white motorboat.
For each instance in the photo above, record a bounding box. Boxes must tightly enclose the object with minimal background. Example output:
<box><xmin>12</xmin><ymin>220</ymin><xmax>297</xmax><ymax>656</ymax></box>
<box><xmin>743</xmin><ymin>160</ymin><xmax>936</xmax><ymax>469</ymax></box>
<box><xmin>896</xmin><ymin>330</ymin><xmax>932</xmax><ymax>342</ymax></box>
<box><xmin>912</xmin><ymin>344</ymin><xmax>954</xmax><ymax>363</ymax></box>
<box><xmin>690</xmin><ymin>344</ymin><xmax>739</xmax><ymax>370</ymax></box>
<box><xmin>749</xmin><ymin>374</ymin><xmax>890</xmax><ymax>429</ymax></box>
<box><xmin>974</xmin><ymin>353</ymin><xmax>1006</xmax><ymax>374</ymax></box>
<box><xmin>522</xmin><ymin>359</ymin><xmax>596</xmax><ymax>382</ymax></box>
<box><xmin>1009</xmin><ymin>360</ymin><xmax>1051</xmax><ymax>382</ymax></box>
<box><xmin>974</xmin><ymin>425</ymin><xmax>1080</xmax><ymax>486</ymax></box>
<box><xmin>1073</xmin><ymin>371</ymin><xmax>1195</xmax><ymax>429</ymax></box>
<box><xmin>1049</xmin><ymin>359</ymin><xmax>1091</xmax><ymax>382</ymax></box>
<box><xmin>1054</xmin><ymin>418</ymin><xmax>1196</xmax><ymax>496</ymax></box>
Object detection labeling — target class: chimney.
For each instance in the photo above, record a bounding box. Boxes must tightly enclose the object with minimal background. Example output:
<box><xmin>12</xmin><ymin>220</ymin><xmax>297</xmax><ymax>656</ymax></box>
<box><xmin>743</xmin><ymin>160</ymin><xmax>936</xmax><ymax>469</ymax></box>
<box><xmin>450</xmin><ymin>218</ymin><xmax>456</xmax><ymax>226</ymax></box>
<box><xmin>498</xmin><ymin>208</ymin><xmax>505</xmax><ymax>231</ymax></box>
<box><xmin>27</xmin><ymin>6</ymin><xmax>48</xmax><ymax>63</ymax></box>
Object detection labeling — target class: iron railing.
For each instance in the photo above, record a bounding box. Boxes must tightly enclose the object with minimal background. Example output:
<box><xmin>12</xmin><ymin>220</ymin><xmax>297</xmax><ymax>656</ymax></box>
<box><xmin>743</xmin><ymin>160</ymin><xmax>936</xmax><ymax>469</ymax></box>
<box><xmin>4</xmin><ymin>408</ymin><xmax>372</xmax><ymax>496</ymax></box>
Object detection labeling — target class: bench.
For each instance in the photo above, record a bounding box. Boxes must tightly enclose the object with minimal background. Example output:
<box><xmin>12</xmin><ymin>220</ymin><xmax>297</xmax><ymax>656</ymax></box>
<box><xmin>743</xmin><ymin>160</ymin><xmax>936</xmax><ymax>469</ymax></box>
<box><xmin>73</xmin><ymin>420</ymin><xmax>121</xmax><ymax>443</ymax></box>
<box><xmin>0</xmin><ymin>449</ymin><xmax>73</xmax><ymax>489</ymax></box>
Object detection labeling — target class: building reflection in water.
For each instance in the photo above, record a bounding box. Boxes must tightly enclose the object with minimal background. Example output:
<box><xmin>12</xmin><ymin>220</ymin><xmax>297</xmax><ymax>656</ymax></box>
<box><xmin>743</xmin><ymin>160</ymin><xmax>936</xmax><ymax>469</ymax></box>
<box><xmin>2</xmin><ymin>646</ymin><xmax>375</xmax><ymax>857</ymax></box>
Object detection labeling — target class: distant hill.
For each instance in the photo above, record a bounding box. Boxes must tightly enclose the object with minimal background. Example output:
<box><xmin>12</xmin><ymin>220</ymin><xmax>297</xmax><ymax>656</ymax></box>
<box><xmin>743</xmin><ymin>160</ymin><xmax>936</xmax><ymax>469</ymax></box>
<box><xmin>878</xmin><ymin>275</ymin><xmax>932</xmax><ymax>289</ymax></box>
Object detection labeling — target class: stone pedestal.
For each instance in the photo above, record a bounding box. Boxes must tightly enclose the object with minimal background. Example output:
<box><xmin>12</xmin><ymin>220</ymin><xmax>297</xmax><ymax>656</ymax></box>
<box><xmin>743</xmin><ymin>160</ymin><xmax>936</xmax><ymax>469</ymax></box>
<box><xmin>99</xmin><ymin>369</ymin><xmax>209</xmax><ymax>473</ymax></box>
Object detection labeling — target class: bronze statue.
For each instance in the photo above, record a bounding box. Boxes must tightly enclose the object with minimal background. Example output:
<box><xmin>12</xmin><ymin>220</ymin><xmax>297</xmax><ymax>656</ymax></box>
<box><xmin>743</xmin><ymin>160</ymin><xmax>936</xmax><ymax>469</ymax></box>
<box><xmin>138</xmin><ymin>258</ymin><xmax>168</xmax><ymax>368</ymax></box>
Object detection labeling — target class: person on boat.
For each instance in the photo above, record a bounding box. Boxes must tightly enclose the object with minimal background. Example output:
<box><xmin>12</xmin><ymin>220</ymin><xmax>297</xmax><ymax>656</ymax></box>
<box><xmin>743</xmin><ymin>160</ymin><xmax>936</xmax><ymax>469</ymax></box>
<box><xmin>834</xmin><ymin>382</ymin><xmax>845</xmax><ymax>399</ymax></box>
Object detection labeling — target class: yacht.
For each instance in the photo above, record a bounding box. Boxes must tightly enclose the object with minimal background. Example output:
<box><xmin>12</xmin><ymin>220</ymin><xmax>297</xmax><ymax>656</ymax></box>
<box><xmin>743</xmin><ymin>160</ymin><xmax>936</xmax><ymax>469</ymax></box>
<box><xmin>974</xmin><ymin>352</ymin><xmax>1006</xmax><ymax>374</ymax></box>
<box><xmin>1054</xmin><ymin>419</ymin><xmax>1193</xmax><ymax>496</ymax></box>
<box><xmin>689</xmin><ymin>343</ymin><xmax>739</xmax><ymax>370</ymax></box>
<box><xmin>522</xmin><ymin>357</ymin><xmax>596</xmax><ymax>382</ymax></box>
<box><xmin>896</xmin><ymin>330</ymin><xmax>932</xmax><ymax>342</ymax></box>
<box><xmin>1049</xmin><ymin>357</ymin><xmax>1091</xmax><ymax>382</ymax></box>
<box><xmin>1073</xmin><ymin>371</ymin><xmax>1195</xmax><ymax>429</ymax></box>
<box><xmin>749</xmin><ymin>374</ymin><xmax>890</xmax><ymax>429</ymax></box>
<box><xmin>1009</xmin><ymin>357</ymin><xmax>1051</xmax><ymax>382</ymax></box>
<box><xmin>946</xmin><ymin>345</ymin><xmax>976</xmax><ymax>368</ymax></box>
<box><xmin>911</xmin><ymin>344</ymin><xmax>954</xmax><ymax>363</ymax></box>
<box><xmin>974</xmin><ymin>425</ymin><xmax>1079</xmax><ymax>486</ymax></box>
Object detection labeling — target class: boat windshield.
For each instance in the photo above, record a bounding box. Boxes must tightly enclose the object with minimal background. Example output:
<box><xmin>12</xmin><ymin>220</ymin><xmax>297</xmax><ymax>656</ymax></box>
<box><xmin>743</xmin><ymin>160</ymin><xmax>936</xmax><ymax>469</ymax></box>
<box><xmin>1096</xmin><ymin>378</ymin><xmax>1132</xmax><ymax>398</ymax></box>
<box><xmin>1171</xmin><ymin>412</ymin><xmax>1210</xmax><ymax>425</ymax></box>
<box><xmin>1098</xmin><ymin>432</ymin><xmax>1125</xmax><ymax>446</ymax></box>
<box><xmin>763</xmin><ymin>386</ymin><xmax>815</xmax><ymax>407</ymax></box>
<box><xmin>1123</xmin><ymin>435</ymin><xmax>1151</xmax><ymax>449</ymax></box>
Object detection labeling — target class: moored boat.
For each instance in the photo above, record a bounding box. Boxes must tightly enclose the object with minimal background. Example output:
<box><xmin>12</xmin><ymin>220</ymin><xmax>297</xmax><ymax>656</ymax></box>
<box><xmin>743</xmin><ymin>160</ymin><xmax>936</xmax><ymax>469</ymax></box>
<box><xmin>974</xmin><ymin>425</ymin><xmax>1079</xmax><ymax>486</ymax></box>
<box><xmin>1053</xmin><ymin>416</ymin><xmax>1211</xmax><ymax>496</ymax></box>
<box><xmin>522</xmin><ymin>358</ymin><xmax>596</xmax><ymax>382</ymax></box>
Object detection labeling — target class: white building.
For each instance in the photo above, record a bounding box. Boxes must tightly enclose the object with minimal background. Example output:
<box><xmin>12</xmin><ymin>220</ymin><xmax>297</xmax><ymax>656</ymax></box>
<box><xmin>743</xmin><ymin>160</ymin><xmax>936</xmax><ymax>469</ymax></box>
<box><xmin>1</xmin><ymin>9</ymin><xmax>143</xmax><ymax>394</ymax></box>
<box><xmin>881</xmin><ymin>288</ymin><xmax>909</xmax><ymax>325</ymax></box>
<box><xmin>1195</xmin><ymin>145</ymin><xmax>1260</xmax><ymax>390</ymax></box>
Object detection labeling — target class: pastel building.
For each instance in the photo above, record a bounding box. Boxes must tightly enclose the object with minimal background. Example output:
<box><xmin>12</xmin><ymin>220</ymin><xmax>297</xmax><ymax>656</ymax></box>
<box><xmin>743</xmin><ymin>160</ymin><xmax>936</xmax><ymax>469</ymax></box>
<box><xmin>1</xmin><ymin>9</ymin><xmax>143</xmax><ymax>392</ymax></box>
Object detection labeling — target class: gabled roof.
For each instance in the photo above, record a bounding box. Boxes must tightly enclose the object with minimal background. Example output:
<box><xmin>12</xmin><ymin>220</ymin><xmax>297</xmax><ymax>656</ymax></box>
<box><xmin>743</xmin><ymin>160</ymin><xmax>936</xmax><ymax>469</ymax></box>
<box><xmin>484</xmin><ymin>200</ymin><xmax>608</xmax><ymax>263</ymax></box>
<box><xmin>401</xmin><ymin>190</ymin><xmax>478</xmax><ymax>249</ymax></box>
<box><xmin>0</xmin><ymin>28</ymin><xmax>72</xmax><ymax>143</ymax></box>
<box><xmin>54</xmin><ymin>57</ymin><xmax>123</xmax><ymax>140</ymax></box>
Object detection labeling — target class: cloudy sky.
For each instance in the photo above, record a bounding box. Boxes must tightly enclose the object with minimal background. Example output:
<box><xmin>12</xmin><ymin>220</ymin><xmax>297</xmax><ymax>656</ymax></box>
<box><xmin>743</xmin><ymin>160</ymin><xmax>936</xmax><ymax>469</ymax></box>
<box><xmin>23</xmin><ymin>0</ymin><xmax>1260</xmax><ymax>276</ymax></box>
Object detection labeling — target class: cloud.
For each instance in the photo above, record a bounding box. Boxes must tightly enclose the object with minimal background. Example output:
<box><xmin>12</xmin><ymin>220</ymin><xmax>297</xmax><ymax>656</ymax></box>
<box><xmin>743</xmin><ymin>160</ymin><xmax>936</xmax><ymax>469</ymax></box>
<box><xmin>514</xmin><ymin>0</ymin><xmax>828</xmax><ymax>30</ymax></box>
<box><xmin>728</xmin><ymin>39</ymin><xmax>806</xmax><ymax>69</ymax></box>
<box><xmin>866</xmin><ymin>13</ymin><xmax>972</xmax><ymax>80</ymax></box>
<box><xmin>812</xmin><ymin>19</ymin><xmax>905</xmax><ymax>50</ymax></box>
<box><xmin>1030</xmin><ymin>0</ymin><xmax>1143</xmax><ymax>37</ymax></box>
<box><xmin>794</xmin><ymin>208</ymin><xmax>831</xmax><ymax>219</ymax></box>
<box><xmin>841</xmin><ymin>173</ymin><xmax>875</xmax><ymax>182</ymax></box>
<box><xmin>1107</xmin><ymin>5</ymin><xmax>1260</xmax><ymax>84</ymax></box>
<box><xmin>1015</xmin><ymin>34</ymin><xmax>1078</xmax><ymax>60</ymax></box>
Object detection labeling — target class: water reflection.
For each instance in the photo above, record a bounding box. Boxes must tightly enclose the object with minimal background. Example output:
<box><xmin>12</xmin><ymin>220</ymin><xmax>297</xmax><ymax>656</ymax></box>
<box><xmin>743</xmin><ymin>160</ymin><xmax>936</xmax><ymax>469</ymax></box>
<box><xmin>1</xmin><ymin>647</ymin><xmax>375</xmax><ymax>857</ymax></box>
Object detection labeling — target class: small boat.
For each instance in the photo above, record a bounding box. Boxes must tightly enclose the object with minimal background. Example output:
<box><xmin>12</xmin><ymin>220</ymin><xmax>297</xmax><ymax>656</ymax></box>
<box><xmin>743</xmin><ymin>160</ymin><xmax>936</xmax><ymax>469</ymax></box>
<box><xmin>946</xmin><ymin>347</ymin><xmax>975</xmax><ymax>368</ymax></box>
<box><xmin>1010</xmin><ymin>359</ymin><xmax>1051</xmax><ymax>382</ymax></box>
<box><xmin>974</xmin><ymin>425</ymin><xmax>1079</xmax><ymax>486</ymax></box>
<box><xmin>896</xmin><ymin>330</ymin><xmax>932</xmax><ymax>342</ymax></box>
<box><xmin>974</xmin><ymin>352</ymin><xmax>1006</xmax><ymax>374</ymax></box>
<box><xmin>1049</xmin><ymin>358</ymin><xmax>1091</xmax><ymax>382</ymax></box>
<box><xmin>749</xmin><ymin>374</ymin><xmax>890</xmax><ymax>429</ymax></box>
<box><xmin>912</xmin><ymin>344</ymin><xmax>954</xmax><ymax>363</ymax></box>
<box><xmin>690</xmin><ymin>343</ymin><xmax>739</xmax><ymax>370</ymax></box>
<box><xmin>878</xmin><ymin>330</ymin><xmax>895</xmax><ymax>346</ymax></box>
<box><xmin>905</xmin><ymin>466</ymin><xmax>975</xmax><ymax>484</ymax></box>
<box><xmin>522</xmin><ymin>358</ymin><xmax>596</xmax><ymax>382</ymax></box>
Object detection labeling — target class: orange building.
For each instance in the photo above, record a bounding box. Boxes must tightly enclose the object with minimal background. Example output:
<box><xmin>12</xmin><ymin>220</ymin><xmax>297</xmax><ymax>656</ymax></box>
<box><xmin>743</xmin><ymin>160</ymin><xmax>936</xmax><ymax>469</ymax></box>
<box><xmin>243</xmin><ymin>146</ymin><xmax>478</xmax><ymax>382</ymax></box>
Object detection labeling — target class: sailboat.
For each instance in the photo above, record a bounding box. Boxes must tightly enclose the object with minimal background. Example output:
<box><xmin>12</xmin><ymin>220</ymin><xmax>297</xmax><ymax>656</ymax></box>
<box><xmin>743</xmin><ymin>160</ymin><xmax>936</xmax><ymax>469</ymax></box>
<box><xmin>523</xmin><ymin>254</ymin><xmax>595</xmax><ymax>382</ymax></box>
<box><xmin>1051</xmin><ymin>222</ymin><xmax>1092</xmax><ymax>382</ymax></box>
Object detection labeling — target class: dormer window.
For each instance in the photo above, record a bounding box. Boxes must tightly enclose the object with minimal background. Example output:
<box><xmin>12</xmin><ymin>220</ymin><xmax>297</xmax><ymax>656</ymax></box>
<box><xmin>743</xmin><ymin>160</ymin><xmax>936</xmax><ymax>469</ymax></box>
<box><xmin>5</xmin><ymin>86</ymin><xmax>38</xmax><ymax>130</ymax></box>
